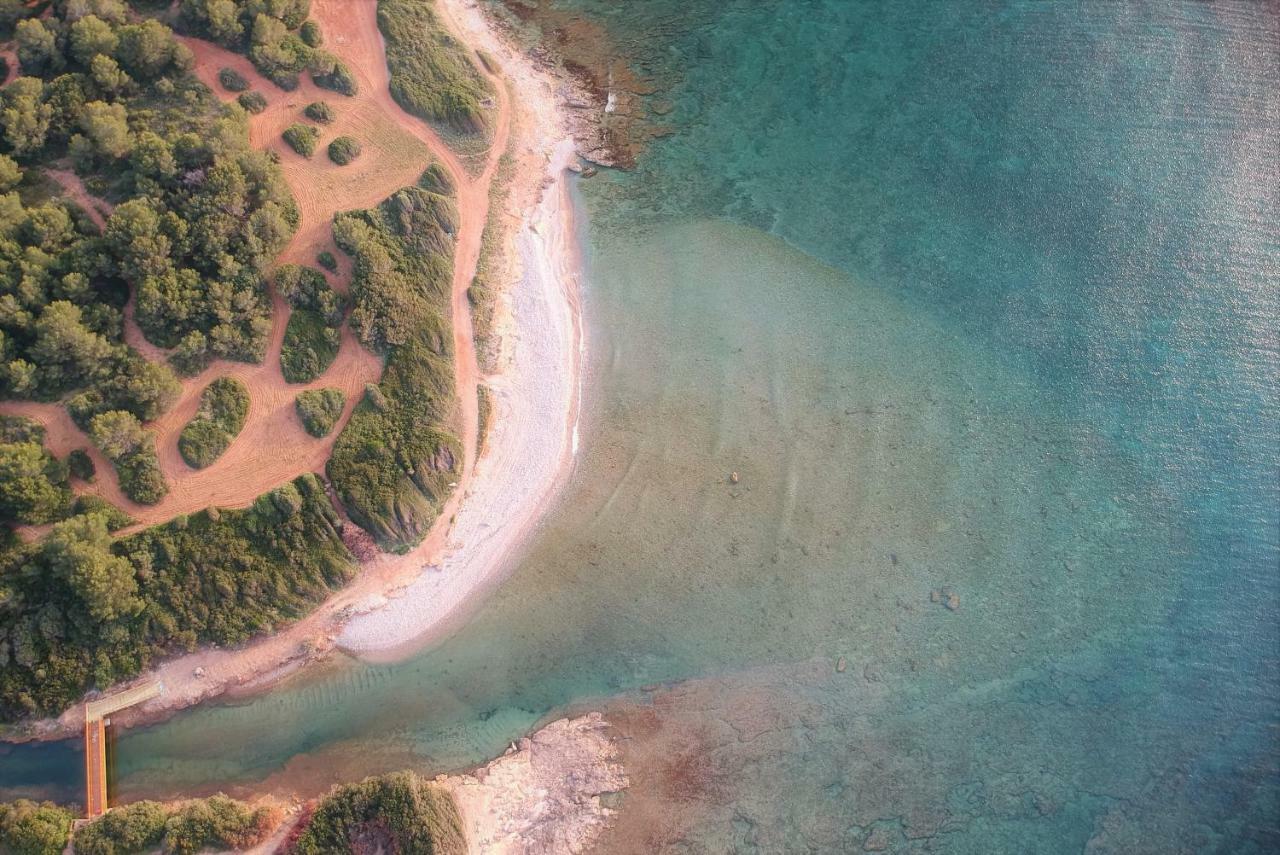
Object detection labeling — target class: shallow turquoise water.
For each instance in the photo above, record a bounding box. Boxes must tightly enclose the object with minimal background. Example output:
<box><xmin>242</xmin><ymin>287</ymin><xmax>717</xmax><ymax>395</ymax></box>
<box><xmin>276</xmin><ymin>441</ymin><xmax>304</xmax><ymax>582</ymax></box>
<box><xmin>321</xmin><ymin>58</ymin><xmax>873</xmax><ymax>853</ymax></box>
<box><xmin>2</xmin><ymin>1</ymin><xmax>1276</xmax><ymax>850</ymax></box>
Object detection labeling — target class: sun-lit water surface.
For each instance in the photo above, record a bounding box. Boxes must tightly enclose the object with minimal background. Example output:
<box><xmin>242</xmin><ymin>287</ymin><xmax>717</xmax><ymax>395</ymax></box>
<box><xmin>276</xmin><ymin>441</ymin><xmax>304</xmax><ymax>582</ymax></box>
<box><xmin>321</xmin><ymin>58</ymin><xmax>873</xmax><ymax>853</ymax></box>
<box><xmin>2</xmin><ymin>1</ymin><xmax>1276</xmax><ymax>850</ymax></box>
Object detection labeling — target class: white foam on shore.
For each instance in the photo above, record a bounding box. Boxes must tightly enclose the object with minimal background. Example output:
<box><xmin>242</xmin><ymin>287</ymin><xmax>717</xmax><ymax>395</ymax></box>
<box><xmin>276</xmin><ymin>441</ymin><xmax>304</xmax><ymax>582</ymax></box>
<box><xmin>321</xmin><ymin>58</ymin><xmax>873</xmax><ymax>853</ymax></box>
<box><xmin>338</xmin><ymin>139</ymin><xmax>584</xmax><ymax>653</ymax></box>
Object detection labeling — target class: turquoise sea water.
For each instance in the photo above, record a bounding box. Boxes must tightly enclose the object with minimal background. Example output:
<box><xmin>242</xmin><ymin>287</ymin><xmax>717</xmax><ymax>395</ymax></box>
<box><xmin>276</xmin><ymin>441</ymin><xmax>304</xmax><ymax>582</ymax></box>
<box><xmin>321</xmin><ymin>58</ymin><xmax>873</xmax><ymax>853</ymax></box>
<box><xmin>2</xmin><ymin>1</ymin><xmax>1277</xmax><ymax>850</ymax></box>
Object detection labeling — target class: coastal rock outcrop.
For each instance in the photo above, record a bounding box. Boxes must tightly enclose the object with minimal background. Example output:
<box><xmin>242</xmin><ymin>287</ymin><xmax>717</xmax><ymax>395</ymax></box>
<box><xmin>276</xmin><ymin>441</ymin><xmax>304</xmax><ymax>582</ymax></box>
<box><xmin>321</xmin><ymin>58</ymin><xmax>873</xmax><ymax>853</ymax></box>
<box><xmin>445</xmin><ymin>713</ymin><xmax>628</xmax><ymax>854</ymax></box>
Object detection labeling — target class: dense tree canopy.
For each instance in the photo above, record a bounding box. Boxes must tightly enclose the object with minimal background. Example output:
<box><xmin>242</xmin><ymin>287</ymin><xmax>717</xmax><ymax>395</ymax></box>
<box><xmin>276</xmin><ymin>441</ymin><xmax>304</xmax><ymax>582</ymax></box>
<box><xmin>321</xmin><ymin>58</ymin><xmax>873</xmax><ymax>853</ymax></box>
<box><xmin>0</xmin><ymin>474</ymin><xmax>353</xmax><ymax>718</ymax></box>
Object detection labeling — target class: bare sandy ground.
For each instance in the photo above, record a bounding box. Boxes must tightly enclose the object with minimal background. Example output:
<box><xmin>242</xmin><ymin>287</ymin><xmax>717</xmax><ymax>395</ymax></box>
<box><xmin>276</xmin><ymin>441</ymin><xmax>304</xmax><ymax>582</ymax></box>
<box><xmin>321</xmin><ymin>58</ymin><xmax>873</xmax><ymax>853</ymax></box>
<box><xmin>17</xmin><ymin>0</ymin><xmax>585</xmax><ymax>741</ymax></box>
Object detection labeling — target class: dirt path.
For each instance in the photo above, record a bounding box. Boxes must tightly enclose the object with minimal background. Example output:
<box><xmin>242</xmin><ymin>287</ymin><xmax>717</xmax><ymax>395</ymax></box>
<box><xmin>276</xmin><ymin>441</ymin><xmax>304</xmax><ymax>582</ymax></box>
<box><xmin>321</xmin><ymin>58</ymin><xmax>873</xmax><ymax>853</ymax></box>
<box><xmin>46</xmin><ymin>168</ymin><xmax>113</xmax><ymax>230</ymax></box>
<box><xmin>5</xmin><ymin>1</ymin><xmax>510</xmax><ymax>538</ymax></box>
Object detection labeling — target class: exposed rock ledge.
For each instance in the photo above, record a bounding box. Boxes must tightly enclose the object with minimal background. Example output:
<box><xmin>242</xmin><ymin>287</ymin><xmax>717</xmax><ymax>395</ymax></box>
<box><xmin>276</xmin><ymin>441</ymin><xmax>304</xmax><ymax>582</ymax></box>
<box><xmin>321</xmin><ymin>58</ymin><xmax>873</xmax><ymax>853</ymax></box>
<box><xmin>443</xmin><ymin>713</ymin><xmax>628</xmax><ymax>854</ymax></box>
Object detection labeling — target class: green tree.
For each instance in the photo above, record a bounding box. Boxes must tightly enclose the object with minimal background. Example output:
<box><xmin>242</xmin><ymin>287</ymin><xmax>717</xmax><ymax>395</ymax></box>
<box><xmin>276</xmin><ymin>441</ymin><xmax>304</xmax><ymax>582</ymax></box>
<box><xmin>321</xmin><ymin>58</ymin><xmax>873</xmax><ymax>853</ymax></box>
<box><xmin>1</xmin><ymin>78</ymin><xmax>52</xmax><ymax>156</ymax></box>
<box><xmin>88</xmin><ymin>409</ymin><xmax>145</xmax><ymax>458</ymax></box>
<box><xmin>29</xmin><ymin>301</ymin><xmax>114</xmax><ymax>390</ymax></box>
<box><xmin>0</xmin><ymin>799</ymin><xmax>74</xmax><ymax>855</ymax></box>
<box><xmin>14</xmin><ymin>19</ymin><xmax>62</xmax><ymax>77</ymax></box>
<box><xmin>89</xmin><ymin>53</ymin><xmax>130</xmax><ymax>96</ymax></box>
<box><xmin>0</xmin><ymin>153</ymin><xmax>20</xmax><ymax>192</ymax></box>
<box><xmin>116</xmin><ymin>20</ymin><xmax>180</xmax><ymax>80</ymax></box>
<box><xmin>80</xmin><ymin>100</ymin><xmax>131</xmax><ymax>159</ymax></box>
<box><xmin>43</xmin><ymin>512</ymin><xmax>140</xmax><ymax>622</ymax></box>
<box><xmin>104</xmin><ymin>198</ymin><xmax>173</xmax><ymax>281</ymax></box>
<box><xmin>0</xmin><ymin>442</ymin><xmax>65</xmax><ymax>524</ymax></box>
<box><xmin>203</xmin><ymin>0</ymin><xmax>245</xmax><ymax>46</ymax></box>
<box><xmin>63</xmin><ymin>0</ymin><xmax>129</xmax><ymax>26</ymax></box>
<box><xmin>69</xmin><ymin>14</ymin><xmax>119</xmax><ymax>67</ymax></box>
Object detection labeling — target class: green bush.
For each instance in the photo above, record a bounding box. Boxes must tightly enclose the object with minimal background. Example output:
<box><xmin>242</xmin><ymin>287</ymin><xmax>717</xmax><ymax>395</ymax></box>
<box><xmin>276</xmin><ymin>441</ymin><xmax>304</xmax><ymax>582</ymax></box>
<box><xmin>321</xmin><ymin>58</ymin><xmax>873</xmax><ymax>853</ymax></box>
<box><xmin>238</xmin><ymin>90</ymin><xmax>268</xmax><ymax>113</ymax></box>
<box><xmin>327</xmin><ymin>135</ymin><xmax>361</xmax><ymax>165</ymax></box>
<box><xmin>0</xmin><ymin>799</ymin><xmax>74</xmax><ymax>855</ymax></box>
<box><xmin>317</xmin><ymin>249</ymin><xmax>337</xmax><ymax>271</ymax></box>
<box><xmin>178</xmin><ymin>377</ymin><xmax>250</xmax><ymax>468</ymax></box>
<box><xmin>74</xmin><ymin>795</ymin><xmax>277</xmax><ymax>855</ymax></box>
<box><xmin>309</xmin><ymin>51</ymin><xmax>357</xmax><ymax>96</ymax></box>
<box><xmin>163</xmin><ymin>795</ymin><xmax>277</xmax><ymax>855</ymax></box>
<box><xmin>73</xmin><ymin>800</ymin><xmax>167</xmax><ymax>855</ymax></box>
<box><xmin>378</xmin><ymin>0</ymin><xmax>492</xmax><ymax>134</ymax></box>
<box><xmin>88</xmin><ymin>410</ymin><xmax>167</xmax><ymax>504</ymax></box>
<box><xmin>295</xmin><ymin>388</ymin><xmax>344</xmax><ymax>437</ymax></box>
<box><xmin>218</xmin><ymin>66</ymin><xmax>249</xmax><ymax>92</ymax></box>
<box><xmin>281</xmin><ymin>309</ymin><xmax>340</xmax><ymax>383</ymax></box>
<box><xmin>282</xmin><ymin>123</ymin><xmax>320</xmax><ymax>157</ymax></box>
<box><xmin>299</xmin><ymin>20</ymin><xmax>323</xmax><ymax>48</ymax></box>
<box><xmin>290</xmin><ymin>772</ymin><xmax>465</xmax><ymax>855</ymax></box>
<box><xmin>304</xmin><ymin>100</ymin><xmax>335</xmax><ymax>123</ymax></box>
<box><xmin>68</xmin><ymin>448</ymin><xmax>96</xmax><ymax>482</ymax></box>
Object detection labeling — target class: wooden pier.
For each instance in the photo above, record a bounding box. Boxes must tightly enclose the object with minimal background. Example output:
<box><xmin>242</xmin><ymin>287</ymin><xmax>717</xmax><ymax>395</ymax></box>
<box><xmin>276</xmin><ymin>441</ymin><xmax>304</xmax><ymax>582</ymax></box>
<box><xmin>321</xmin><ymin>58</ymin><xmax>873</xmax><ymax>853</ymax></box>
<box><xmin>83</xmin><ymin>682</ymin><xmax>162</xmax><ymax>818</ymax></box>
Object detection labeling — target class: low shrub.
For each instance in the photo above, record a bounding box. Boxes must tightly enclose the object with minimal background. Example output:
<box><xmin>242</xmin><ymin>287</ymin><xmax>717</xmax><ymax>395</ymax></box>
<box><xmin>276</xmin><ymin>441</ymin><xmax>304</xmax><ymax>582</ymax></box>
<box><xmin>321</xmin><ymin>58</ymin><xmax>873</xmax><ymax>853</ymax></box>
<box><xmin>177</xmin><ymin>377</ymin><xmax>250</xmax><ymax>469</ymax></box>
<box><xmin>317</xmin><ymin>250</ymin><xmax>337</xmax><ymax>271</ymax></box>
<box><xmin>238</xmin><ymin>90</ymin><xmax>268</xmax><ymax>114</ymax></box>
<box><xmin>327</xmin><ymin>135</ymin><xmax>361</xmax><ymax>165</ymax></box>
<box><xmin>282</xmin><ymin>123</ymin><xmax>320</xmax><ymax>158</ymax></box>
<box><xmin>218</xmin><ymin>67</ymin><xmax>249</xmax><ymax>92</ymax></box>
<box><xmin>309</xmin><ymin>51</ymin><xmax>357</xmax><ymax>96</ymax></box>
<box><xmin>304</xmin><ymin>100</ymin><xmax>335</xmax><ymax>123</ymax></box>
<box><xmin>295</xmin><ymin>388</ymin><xmax>344</xmax><ymax>437</ymax></box>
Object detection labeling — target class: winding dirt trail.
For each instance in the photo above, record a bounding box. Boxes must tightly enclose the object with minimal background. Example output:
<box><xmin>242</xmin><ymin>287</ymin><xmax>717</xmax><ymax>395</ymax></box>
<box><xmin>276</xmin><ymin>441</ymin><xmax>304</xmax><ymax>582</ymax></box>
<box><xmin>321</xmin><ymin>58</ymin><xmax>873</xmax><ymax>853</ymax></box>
<box><xmin>2</xmin><ymin>0</ymin><xmax>510</xmax><ymax>538</ymax></box>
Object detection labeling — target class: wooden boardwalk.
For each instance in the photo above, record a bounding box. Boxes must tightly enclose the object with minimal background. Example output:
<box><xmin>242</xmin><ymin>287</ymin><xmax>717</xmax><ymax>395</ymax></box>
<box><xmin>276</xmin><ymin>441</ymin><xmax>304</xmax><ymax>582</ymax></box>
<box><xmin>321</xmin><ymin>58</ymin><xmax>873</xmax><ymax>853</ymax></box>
<box><xmin>83</xmin><ymin>682</ymin><xmax>161</xmax><ymax>818</ymax></box>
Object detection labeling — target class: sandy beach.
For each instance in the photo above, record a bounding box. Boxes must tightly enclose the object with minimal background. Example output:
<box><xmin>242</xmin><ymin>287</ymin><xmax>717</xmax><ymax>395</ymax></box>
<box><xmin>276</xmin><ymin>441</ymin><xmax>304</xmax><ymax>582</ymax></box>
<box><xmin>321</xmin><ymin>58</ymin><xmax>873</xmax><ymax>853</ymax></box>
<box><xmin>13</xmin><ymin>0</ymin><xmax>586</xmax><ymax>742</ymax></box>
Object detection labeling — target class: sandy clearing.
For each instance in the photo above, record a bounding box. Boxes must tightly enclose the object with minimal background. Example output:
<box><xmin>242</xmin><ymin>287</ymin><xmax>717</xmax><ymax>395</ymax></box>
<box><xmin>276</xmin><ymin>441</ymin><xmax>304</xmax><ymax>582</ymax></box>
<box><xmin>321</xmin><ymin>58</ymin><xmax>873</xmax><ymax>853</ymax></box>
<box><xmin>0</xmin><ymin>46</ymin><xmax>16</xmax><ymax>88</ymax></box>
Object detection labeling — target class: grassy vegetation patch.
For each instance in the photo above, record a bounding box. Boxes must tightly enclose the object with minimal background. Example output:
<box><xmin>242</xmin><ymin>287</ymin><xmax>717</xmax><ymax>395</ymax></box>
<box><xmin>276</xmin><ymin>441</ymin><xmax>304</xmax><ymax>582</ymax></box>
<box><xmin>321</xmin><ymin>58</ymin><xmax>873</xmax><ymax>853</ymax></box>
<box><xmin>290</xmin><ymin>772</ymin><xmax>465</xmax><ymax>855</ymax></box>
<box><xmin>304</xmin><ymin>100</ymin><xmax>335</xmax><ymax>123</ymax></box>
<box><xmin>282</xmin><ymin>123</ymin><xmax>320</xmax><ymax>158</ymax></box>
<box><xmin>377</xmin><ymin>0</ymin><xmax>493</xmax><ymax>135</ymax></box>
<box><xmin>329</xmin><ymin>184</ymin><xmax>461</xmax><ymax>550</ymax></box>
<box><xmin>327</xmin><ymin>135</ymin><xmax>361</xmax><ymax>165</ymax></box>
<box><xmin>0</xmin><ymin>474</ymin><xmax>354</xmax><ymax>720</ymax></box>
<box><xmin>275</xmin><ymin>264</ymin><xmax>344</xmax><ymax>383</ymax></box>
<box><xmin>295</xmin><ymin>388</ymin><xmax>344</xmax><ymax>437</ymax></box>
<box><xmin>281</xmin><ymin>309</ymin><xmax>340</xmax><ymax>383</ymax></box>
<box><xmin>177</xmin><ymin>377</ymin><xmax>249</xmax><ymax>469</ymax></box>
